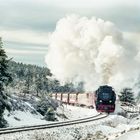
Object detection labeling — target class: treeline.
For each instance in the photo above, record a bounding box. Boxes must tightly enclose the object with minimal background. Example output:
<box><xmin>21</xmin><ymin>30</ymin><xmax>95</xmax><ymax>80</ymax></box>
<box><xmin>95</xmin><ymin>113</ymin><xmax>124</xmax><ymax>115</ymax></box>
<box><xmin>7</xmin><ymin>61</ymin><xmax>84</xmax><ymax>96</ymax></box>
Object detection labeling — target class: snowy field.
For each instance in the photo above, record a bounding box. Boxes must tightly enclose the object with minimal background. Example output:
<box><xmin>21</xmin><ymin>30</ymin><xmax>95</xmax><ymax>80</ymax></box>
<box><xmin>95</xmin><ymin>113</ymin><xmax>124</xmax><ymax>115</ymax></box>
<box><xmin>4</xmin><ymin>110</ymin><xmax>48</xmax><ymax>127</ymax></box>
<box><xmin>3</xmin><ymin>104</ymin><xmax>98</xmax><ymax>127</ymax></box>
<box><xmin>116</xmin><ymin>130</ymin><xmax>140</xmax><ymax>140</ymax></box>
<box><xmin>56</xmin><ymin>104</ymin><xmax>98</xmax><ymax>121</ymax></box>
<box><xmin>1</xmin><ymin>104</ymin><xmax>140</xmax><ymax>140</ymax></box>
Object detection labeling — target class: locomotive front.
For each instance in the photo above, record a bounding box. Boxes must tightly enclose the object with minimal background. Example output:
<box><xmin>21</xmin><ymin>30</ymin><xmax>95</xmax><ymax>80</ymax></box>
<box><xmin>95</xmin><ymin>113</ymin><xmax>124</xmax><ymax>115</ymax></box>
<box><xmin>95</xmin><ymin>85</ymin><xmax>116</xmax><ymax>113</ymax></box>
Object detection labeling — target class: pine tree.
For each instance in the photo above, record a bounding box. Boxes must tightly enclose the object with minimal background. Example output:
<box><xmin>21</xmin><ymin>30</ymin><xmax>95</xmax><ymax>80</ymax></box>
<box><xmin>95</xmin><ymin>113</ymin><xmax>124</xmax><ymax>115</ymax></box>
<box><xmin>136</xmin><ymin>92</ymin><xmax>140</xmax><ymax>104</ymax></box>
<box><xmin>35</xmin><ymin>77</ymin><xmax>43</xmax><ymax>96</ymax></box>
<box><xmin>119</xmin><ymin>88</ymin><xmax>135</xmax><ymax>105</ymax></box>
<box><xmin>0</xmin><ymin>37</ymin><xmax>12</xmax><ymax>127</ymax></box>
<box><xmin>24</xmin><ymin>68</ymin><xmax>32</xmax><ymax>94</ymax></box>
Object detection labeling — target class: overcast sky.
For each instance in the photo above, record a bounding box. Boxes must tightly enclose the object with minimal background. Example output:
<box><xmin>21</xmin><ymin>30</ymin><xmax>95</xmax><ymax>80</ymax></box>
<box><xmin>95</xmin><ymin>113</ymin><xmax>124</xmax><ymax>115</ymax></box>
<box><xmin>0</xmin><ymin>0</ymin><xmax>140</xmax><ymax>66</ymax></box>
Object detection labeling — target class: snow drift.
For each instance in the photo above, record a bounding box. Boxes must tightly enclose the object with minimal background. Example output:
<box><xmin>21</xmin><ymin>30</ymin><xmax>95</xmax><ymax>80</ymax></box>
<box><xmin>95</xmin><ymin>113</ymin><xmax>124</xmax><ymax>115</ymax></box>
<box><xmin>45</xmin><ymin>15</ymin><xmax>140</xmax><ymax>92</ymax></box>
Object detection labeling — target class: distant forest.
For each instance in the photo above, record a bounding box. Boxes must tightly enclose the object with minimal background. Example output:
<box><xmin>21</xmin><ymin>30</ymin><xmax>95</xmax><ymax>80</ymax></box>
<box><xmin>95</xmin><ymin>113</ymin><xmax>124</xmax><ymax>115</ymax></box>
<box><xmin>6</xmin><ymin>61</ymin><xmax>84</xmax><ymax>96</ymax></box>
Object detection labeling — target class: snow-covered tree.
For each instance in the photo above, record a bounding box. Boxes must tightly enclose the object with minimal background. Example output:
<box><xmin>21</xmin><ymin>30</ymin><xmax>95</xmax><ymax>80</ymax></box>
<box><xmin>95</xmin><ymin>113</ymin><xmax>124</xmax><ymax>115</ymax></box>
<box><xmin>35</xmin><ymin>77</ymin><xmax>43</xmax><ymax>96</ymax></box>
<box><xmin>7</xmin><ymin>61</ymin><xmax>84</xmax><ymax>95</ymax></box>
<box><xmin>0</xmin><ymin>37</ymin><xmax>12</xmax><ymax>127</ymax></box>
<box><xmin>136</xmin><ymin>92</ymin><xmax>140</xmax><ymax>104</ymax></box>
<box><xmin>119</xmin><ymin>88</ymin><xmax>135</xmax><ymax>105</ymax></box>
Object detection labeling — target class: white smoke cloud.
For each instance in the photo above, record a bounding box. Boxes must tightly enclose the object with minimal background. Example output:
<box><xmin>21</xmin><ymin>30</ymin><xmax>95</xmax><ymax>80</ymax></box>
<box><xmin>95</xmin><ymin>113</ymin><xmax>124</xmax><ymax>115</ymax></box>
<box><xmin>45</xmin><ymin>15</ymin><xmax>140</xmax><ymax>92</ymax></box>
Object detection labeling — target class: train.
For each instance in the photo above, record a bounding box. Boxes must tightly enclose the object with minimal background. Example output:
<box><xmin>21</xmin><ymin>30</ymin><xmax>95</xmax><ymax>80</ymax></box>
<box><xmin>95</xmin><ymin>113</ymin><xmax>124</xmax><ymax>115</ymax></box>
<box><xmin>51</xmin><ymin>85</ymin><xmax>116</xmax><ymax>113</ymax></box>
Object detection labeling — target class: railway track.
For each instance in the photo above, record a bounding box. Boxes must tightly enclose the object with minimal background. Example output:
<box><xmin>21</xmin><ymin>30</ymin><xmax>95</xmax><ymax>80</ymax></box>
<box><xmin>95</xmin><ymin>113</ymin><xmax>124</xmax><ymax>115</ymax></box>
<box><xmin>0</xmin><ymin>113</ymin><xmax>108</xmax><ymax>135</ymax></box>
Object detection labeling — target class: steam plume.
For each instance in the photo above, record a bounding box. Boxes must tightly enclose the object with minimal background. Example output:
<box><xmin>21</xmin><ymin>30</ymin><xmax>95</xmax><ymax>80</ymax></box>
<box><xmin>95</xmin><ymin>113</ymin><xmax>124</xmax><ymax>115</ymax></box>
<box><xmin>45</xmin><ymin>15</ymin><xmax>140</xmax><ymax>92</ymax></box>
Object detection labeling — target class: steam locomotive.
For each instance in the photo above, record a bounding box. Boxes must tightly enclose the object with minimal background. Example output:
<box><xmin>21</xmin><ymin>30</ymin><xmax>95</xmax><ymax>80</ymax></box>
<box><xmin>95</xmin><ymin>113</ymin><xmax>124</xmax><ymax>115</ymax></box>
<box><xmin>95</xmin><ymin>85</ymin><xmax>116</xmax><ymax>113</ymax></box>
<box><xmin>51</xmin><ymin>85</ymin><xmax>116</xmax><ymax>113</ymax></box>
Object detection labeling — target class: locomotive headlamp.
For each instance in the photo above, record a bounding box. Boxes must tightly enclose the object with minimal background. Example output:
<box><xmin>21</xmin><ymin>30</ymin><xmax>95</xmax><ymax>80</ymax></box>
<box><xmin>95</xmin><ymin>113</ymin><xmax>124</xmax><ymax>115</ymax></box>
<box><xmin>109</xmin><ymin>100</ymin><xmax>112</xmax><ymax>103</ymax></box>
<box><xmin>99</xmin><ymin>100</ymin><xmax>102</xmax><ymax>103</ymax></box>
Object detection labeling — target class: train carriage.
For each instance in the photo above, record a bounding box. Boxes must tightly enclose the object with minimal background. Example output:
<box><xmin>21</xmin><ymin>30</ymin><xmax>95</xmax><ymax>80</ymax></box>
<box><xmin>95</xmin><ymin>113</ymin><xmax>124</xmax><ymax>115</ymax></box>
<box><xmin>51</xmin><ymin>85</ymin><xmax>116</xmax><ymax>113</ymax></box>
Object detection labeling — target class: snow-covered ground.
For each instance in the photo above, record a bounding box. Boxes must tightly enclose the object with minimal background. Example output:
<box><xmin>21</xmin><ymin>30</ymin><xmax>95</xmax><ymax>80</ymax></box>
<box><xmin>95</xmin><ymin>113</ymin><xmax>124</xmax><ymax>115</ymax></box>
<box><xmin>2</xmin><ymin>94</ymin><xmax>140</xmax><ymax>140</ymax></box>
<box><xmin>0</xmin><ymin>113</ymin><xmax>137</xmax><ymax>140</ymax></box>
<box><xmin>117</xmin><ymin>130</ymin><xmax>140</xmax><ymax>140</ymax></box>
<box><xmin>116</xmin><ymin>130</ymin><xmax>140</xmax><ymax>140</ymax></box>
<box><xmin>1</xmin><ymin>103</ymin><xmax>140</xmax><ymax>140</ymax></box>
<box><xmin>56</xmin><ymin>105</ymin><xmax>98</xmax><ymax>121</ymax></box>
<box><xmin>4</xmin><ymin>110</ymin><xmax>47</xmax><ymax>127</ymax></box>
<box><xmin>4</xmin><ymin>103</ymin><xmax>98</xmax><ymax>127</ymax></box>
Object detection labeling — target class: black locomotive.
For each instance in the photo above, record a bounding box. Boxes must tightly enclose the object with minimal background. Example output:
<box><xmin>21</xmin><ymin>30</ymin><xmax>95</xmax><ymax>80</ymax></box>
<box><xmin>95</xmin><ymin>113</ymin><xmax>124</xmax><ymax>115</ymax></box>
<box><xmin>95</xmin><ymin>85</ymin><xmax>116</xmax><ymax>113</ymax></box>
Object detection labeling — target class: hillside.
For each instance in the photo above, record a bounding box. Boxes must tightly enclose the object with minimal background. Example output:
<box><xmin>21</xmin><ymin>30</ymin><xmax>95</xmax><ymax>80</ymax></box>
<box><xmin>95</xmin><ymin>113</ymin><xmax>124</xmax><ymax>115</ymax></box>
<box><xmin>6</xmin><ymin>61</ymin><xmax>83</xmax><ymax>96</ymax></box>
